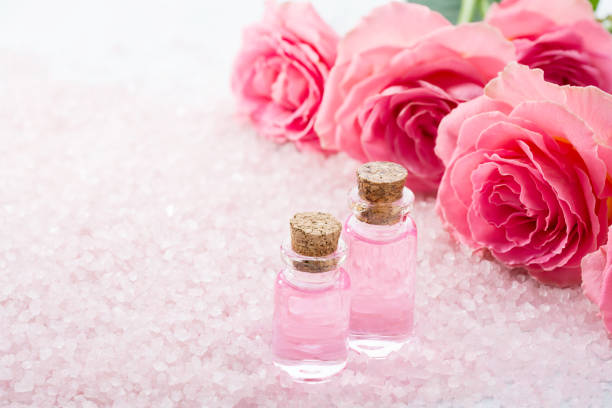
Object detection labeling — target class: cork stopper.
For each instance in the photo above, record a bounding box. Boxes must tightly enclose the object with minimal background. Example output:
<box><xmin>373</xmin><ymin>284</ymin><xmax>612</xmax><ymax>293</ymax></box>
<box><xmin>356</xmin><ymin>162</ymin><xmax>408</xmax><ymax>225</ymax></box>
<box><xmin>357</xmin><ymin>161</ymin><xmax>407</xmax><ymax>203</ymax></box>
<box><xmin>289</xmin><ymin>212</ymin><xmax>342</xmax><ymax>272</ymax></box>
<box><xmin>290</xmin><ymin>212</ymin><xmax>342</xmax><ymax>257</ymax></box>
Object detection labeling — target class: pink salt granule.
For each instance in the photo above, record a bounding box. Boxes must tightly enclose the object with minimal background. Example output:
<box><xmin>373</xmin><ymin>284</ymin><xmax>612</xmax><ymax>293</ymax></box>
<box><xmin>1</xmin><ymin>1</ymin><xmax>612</xmax><ymax>406</ymax></box>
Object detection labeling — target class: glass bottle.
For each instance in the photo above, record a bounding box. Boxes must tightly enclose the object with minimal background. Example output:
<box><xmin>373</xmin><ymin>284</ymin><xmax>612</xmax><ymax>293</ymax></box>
<box><xmin>272</xmin><ymin>212</ymin><xmax>351</xmax><ymax>382</ymax></box>
<box><xmin>343</xmin><ymin>162</ymin><xmax>417</xmax><ymax>358</ymax></box>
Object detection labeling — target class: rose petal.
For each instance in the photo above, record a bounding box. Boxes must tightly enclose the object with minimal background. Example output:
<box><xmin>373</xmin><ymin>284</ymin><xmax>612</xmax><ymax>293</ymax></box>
<box><xmin>436</xmin><ymin>96</ymin><xmax>512</xmax><ymax>165</ymax></box>
<box><xmin>419</xmin><ymin>22</ymin><xmax>516</xmax><ymax>80</ymax></box>
<box><xmin>563</xmin><ymin>87</ymin><xmax>612</xmax><ymax>193</ymax></box>
<box><xmin>581</xmin><ymin>246</ymin><xmax>607</xmax><ymax>305</ymax></box>
<box><xmin>486</xmin><ymin>8</ymin><xmax>555</xmax><ymax>40</ymax></box>
<box><xmin>437</xmin><ymin>151</ymin><xmax>487</xmax><ymax>247</ymax></box>
<box><xmin>454</xmin><ymin>111</ymin><xmax>513</xmax><ymax>163</ymax></box>
<box><xmin>468</xmin><ymin>163</ymin><xmax>524</xmax><ymax>251</ymax></box>
<box><xmin>337</xmin><ymin>2</ymin><xmax>450</xmax><ymax>63</ymax></box>
<box><xmin>510</xmin><ymin>101</ymin><xmax>608</xmax><ymax>196</ymax></box>
<box><xmin>516</xmin><ymin>27</ymin><xmax>604</xmax><ymax>88</ymax></box>
<box><xmin>317</xmin><ymin>3</ymin><xmax>514</xmax><ymax>192</ymax></box>
<box><xmin>537</xmin><ymin>168</ymin><xmax>602</xmax><ymax>271</ymax></box>
<box><xmin>436</xmin><ymin>63</ymin><xmax>612</xmax><ymax>287</ymax></box>
<box><xmin>569</xmin><ymin>20</ymin><xmax>612</xmax><ymax>92</ymax></box>
<box><xmin>268</xmin><ymin>1</ymin><xmax>339</xmax><ymax>65</ymax></box>
<box><xmin>486</xmin><ymin>0</ymin><xmax>594</xmax><ymax>39</ymax></box>
<box><xmin>485</xmin><ymin>63</ymin><xmax>566</xmax><ymax>107</ymax></box>
<box><xmin>232</xmin><ymin>2</ymin><xmax>338</xmax><ymax>151</ymax></box>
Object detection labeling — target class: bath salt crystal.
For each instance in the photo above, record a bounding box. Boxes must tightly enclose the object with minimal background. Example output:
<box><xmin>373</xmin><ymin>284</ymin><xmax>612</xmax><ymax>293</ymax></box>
<box><xmin>173</xmin><ymin>328</ymin><xmax>190</xmax><ymax>342</ymax></box>
<box><xmin>1</xmin><ymin>1</ymin><xmax>612</xmax><ymax>404</ymax></box>
<box><xmin>0</xmin><ymin>339</ymin><xmax>11</xmax><ymax>352</ymax></box>
<box><xmin>170</xmin><ymin>391</ymin><xmax>182</xmax><ymax>402</ymax></box>
<box><xmin>14</xmin><ymin>375</ymin><xmax>34</xmax><ymax>393</ymax></box>
<box><xmin>0</xmin><ymin>367</ymin><xmax>12</xmax><ymax>381</ymax></box>
<box><xmin>164</xmin><ymin>350</ymin><xmax>179</xmax><ymax>364</ymax></box>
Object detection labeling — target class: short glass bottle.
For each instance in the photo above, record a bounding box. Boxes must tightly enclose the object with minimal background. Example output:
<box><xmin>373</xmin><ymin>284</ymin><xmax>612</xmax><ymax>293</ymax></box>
<box><xmin>344</xmin><ymin>163</ymin><xmax>417</xmax><ymax>358</ymax></box>
<box><xmin>272</xmin><ymin>214</ymin><xmax>351</xmax><ymax>382</ymax></box>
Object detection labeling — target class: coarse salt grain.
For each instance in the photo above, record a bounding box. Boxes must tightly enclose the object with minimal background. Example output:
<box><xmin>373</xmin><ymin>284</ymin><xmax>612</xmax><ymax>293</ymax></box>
<box><xmin>0</xmin><ymin>0</ymin><xmax>612</xmax><ymax>406</ymax></box>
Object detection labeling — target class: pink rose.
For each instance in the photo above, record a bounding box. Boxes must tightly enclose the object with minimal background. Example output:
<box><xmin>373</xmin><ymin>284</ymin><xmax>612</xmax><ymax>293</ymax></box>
<box><xmin>486</xmin><ymin>0</ymin><xmax>612</xmax><ymax>91</ymax></box>
<box><xmin>314</xmin><ymin>2</ymin><xmax>515</xmax><ymax>193</ymax></box>
<box><xmin>436</xmin><ymin>63</ymin><xmax>612</xmax><ymax>286</ymax></box>
<box><xmin>582</xmin><ymin>227</ymin><xmax>612</xmax><ymax>334</ymax></box>
<box><xmin>231</xmin><ymin>2</ymin><xmax>338</xmax><ymax>152</ymax></box>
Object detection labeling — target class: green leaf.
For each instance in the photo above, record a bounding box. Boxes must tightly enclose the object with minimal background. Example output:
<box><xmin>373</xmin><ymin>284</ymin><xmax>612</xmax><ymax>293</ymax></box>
<box><xmin>408</xmin><ymin>0</ymin><xmax>462</xmax><ymax>23</ymax></box>
<box><xmin>591</xmin><ymin>0</ymin><xmax>600</xmax><ymax>11</ymax></box>
<box><xmin>457</xmin><ymin>0</ymin><xmax>478</xmax><ymax>24</ymax></box>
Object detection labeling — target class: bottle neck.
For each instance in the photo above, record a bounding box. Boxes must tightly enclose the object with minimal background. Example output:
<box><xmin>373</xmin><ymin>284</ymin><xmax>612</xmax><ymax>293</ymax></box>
<box><xmin>282</xmin><ymin>266</ymin><xmax>341</xmax><ymax>289</ymax></box>
<box><xmin>346</xmin><ymin>213</ymin><xmax>412</xmax><ymax>242</ymax></box>
<box><xmin>347</xmin><ymin>186</ymin><xmax>414</xmax><ymax>226</ymax></box>
<box><xmin>279</xmin><ymin>239</ymin><xmax>346</xmax><ymax>289</ymax></box>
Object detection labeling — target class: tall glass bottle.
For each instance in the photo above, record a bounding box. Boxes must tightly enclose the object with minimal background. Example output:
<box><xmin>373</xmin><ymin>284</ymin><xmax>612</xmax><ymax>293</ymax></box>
<box><xmin>343</xmin><ymin>162</ymin><xmax>417</xmax><ymax>358</ymax></box>
<box><xmin>272</xmin><ymin>212</ymin><xmax>351</xmax><ymax>382</ymax></box>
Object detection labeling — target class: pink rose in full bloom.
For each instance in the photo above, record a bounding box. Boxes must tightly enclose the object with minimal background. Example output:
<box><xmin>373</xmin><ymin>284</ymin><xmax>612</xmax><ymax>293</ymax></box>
<box><xmin>314</xmin><ymin>2</ymin><xmax>515</xmax><ymax>193</ymax></box>
<box><xmin>486</xmin><ymin>0</ymin><xmax>612</xmax><ymax>91</ymax></box>
<box><xmin>231</xmin><ymin>2</ymin><xmax>338</xmax><ymax>152</ymax></box>
<box><xmin>582</xmin><ymin>227</ymin><xmax>612</xmax><ymax>334</ymax></box>
<box><xmin>436</xmin><ymin>63</ymin><xmax>612</xmax><ymax>287</ymax></box>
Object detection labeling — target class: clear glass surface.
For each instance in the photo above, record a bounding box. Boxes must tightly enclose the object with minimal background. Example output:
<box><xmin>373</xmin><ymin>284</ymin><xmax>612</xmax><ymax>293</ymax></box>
<box><xmin>272</xmin><ymin>241</ymin><xmax>351</xmax><ymax>382</ymax></box>
<box><xmin>344</xmin><ymin>186</ymin><xmax>417</xmax><ymax>358</ymax></box>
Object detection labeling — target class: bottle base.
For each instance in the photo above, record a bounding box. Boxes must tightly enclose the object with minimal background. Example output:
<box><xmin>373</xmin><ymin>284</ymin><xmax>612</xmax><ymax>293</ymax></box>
<box><xmin>349</xmin><ymin>335</ymin><xmax>408</xmax><ymax>358</ymax></box>
<box><xmin>273</xmin><ymin>359</ymin><xmax>347</xmax><ymax>383</ymax></box>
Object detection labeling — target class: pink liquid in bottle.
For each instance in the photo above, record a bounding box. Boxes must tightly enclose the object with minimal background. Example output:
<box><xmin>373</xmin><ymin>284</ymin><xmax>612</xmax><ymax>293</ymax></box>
<box><xmin>344</xmin><ymin>182</ymin><xmax>417</xmax><ymax>358</ymax></box>
<box><xmin>272</xmin><ymin>240</ymin><xmax>350</xmax><ymax>382</ymax></box>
